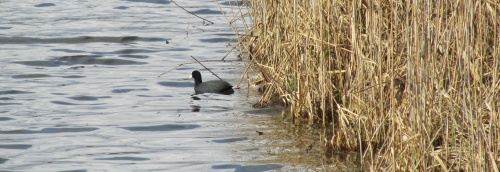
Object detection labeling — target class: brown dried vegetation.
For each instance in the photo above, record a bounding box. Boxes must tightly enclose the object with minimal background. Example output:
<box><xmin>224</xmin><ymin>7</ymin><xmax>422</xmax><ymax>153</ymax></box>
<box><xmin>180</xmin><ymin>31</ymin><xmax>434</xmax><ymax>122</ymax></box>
<box><xmin>231</xmin><ymin>0</ymin><xmax>500</xmax><ymax>171</ymax></box>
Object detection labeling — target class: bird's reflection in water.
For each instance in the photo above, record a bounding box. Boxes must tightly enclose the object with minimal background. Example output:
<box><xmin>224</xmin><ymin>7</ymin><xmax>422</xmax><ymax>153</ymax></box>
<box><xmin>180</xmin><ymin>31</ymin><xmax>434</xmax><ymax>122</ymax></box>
<box><xmin>190</xmin><ymin>105</ymin><xmax>201</xmax><ymax>112</ymax></box>
<box><xmin>191</xmin><ymin>95</ymin><xmax>201</xmax><ymax>100</ymax></box>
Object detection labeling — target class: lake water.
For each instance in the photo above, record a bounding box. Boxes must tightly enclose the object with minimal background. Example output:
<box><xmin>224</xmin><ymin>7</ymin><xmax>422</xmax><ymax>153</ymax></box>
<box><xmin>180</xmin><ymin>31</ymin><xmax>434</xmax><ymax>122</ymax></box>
<box><xmin>0</xmin><ymin>1</ymin><xmax>285</xmax><ymax>171</ymax></box>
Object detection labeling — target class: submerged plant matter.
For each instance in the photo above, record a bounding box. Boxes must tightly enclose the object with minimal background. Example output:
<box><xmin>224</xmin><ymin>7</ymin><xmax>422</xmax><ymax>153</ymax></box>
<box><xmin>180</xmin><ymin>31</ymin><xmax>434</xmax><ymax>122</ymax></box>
<box><xmin>232</xmin><ymin>0</ymin><xmax>500</xmax><ymax>171</ymax></box>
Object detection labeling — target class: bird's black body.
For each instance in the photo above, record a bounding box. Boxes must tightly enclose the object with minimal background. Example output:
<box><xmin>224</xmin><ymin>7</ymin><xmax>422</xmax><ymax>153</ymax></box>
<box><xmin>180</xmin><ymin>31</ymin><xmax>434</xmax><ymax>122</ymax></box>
<box><xmin>191</xmin><ymin>70</ymin><xmax>234</xmax><ymax>95</ymax></box>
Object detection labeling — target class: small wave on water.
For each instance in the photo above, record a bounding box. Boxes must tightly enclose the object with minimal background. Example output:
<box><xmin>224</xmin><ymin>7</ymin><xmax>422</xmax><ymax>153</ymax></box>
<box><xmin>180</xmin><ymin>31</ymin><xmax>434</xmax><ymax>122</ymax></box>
<box><xmin>0</xmin><ymin>36</ymin><xmax>163</xmax><ymax>44</ymax></box>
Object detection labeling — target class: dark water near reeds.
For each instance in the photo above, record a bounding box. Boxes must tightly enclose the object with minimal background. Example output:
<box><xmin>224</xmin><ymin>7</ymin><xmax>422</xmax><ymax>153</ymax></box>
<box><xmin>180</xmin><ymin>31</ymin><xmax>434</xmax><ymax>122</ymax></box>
<box><xmin>0</xmin><ymin>1</ymin><xmax>284</xmax><ymax>171</ymax></box>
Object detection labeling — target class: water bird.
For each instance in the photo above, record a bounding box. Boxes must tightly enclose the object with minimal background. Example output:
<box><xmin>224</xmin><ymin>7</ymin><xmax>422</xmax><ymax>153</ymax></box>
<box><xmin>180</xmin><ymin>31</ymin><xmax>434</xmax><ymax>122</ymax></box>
<box><xmin>191</xmin><ymin>70</ymin><xmax>234</xmax><ymax>95</ymax></box>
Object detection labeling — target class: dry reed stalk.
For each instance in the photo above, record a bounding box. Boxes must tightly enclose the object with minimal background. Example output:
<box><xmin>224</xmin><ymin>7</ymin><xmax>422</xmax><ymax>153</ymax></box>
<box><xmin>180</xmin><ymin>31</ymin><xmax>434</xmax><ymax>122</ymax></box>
<box><xmin>230</xmin><ymin>0</ymin><xmax>499</xmax><ymax>171</ymax></box>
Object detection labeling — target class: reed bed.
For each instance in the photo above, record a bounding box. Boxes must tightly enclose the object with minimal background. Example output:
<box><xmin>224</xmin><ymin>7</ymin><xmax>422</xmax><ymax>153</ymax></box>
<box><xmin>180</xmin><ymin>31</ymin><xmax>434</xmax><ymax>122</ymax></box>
<box><xmin>232</xmin><ymin>0</ymin><xmax>500</xmax><ymax>171</ymax></box>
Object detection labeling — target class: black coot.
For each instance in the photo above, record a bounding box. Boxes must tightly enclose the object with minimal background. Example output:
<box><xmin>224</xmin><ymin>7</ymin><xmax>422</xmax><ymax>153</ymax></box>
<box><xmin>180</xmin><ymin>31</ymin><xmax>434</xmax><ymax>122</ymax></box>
<box><xmin>191</xmin><ymin>70</ymin><xmax>234</xmax><ymax>95</ymax></box>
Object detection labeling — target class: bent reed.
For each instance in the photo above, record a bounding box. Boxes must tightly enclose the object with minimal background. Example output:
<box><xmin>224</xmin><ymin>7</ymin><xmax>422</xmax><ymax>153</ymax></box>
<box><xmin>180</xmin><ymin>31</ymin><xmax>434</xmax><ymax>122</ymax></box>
<box><xmin>233</xmin><ymin>0</ymin><xmax>499</xmax><ymax>171</ymax></box>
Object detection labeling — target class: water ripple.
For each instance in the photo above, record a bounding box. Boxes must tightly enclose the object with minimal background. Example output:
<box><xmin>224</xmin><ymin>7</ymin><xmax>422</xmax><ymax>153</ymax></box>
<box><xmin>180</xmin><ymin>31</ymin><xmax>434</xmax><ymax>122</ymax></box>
<box><xmin>120</xmin><ymin>124</ymin><xmax>200</xmax><ymax>132</ymax></box>
<box><xmin>212</xmin><ymin>164</ymin><xmax>283</xmax><ymax>172</ymax></box>
<box><xmin>0</xmin><ymin>90</ymin><xmax>34</xmax><ymax>95</ymax></box>
<box><xmin>66</xmin><ymin>96</ymin><xmax>111</xmax><ymax>101</ymax></box>
<box><xmin>34</xmin><ymin>3</ymin><xmax>56</xmax><ymax>7</ymax></box>
<box><xmin>0</xmin><ymin>117</ymin><xmax>14</xmax><ymax>121</ymax></box>
<box><xmin>111</xmin><ymin>88</ymin><xmax>149</xmax><ymax>93</ymax></box>
<box><xmin>157</xmin><ymin>81</ymin><xmax>192</xmax><ymax>87</ymax></box>
<box><xmin>13</xmin><ymin>55</ymin><xmax>147</xmax><ymax>67</ymax></box>
<box><xmin>124</xmin><ymin>0</ymin><xmax>171</xmax><ymax>4</ymax></box>
<box><xmin>11</xmin><ymin>74</ymin><xmax>52</xmax><ymax>79</ymax></box>
<box><xmin>95</xmin><ymin>157</ymin><xmax>150</xmax><ymax>161</ymax></box>
<box><xmin>212</xmin><ymin>137</ymin><xmax>247</xmax><ymax>143</ymax></box>
<box><xmin>0</xmin><ymin>36</ymin><xmax>162</xmax><ymax>44</ymax></box>
<box><xmin>0</xmin><ymin>144</ymin><xmax>33</xmax><ymax>149</ymax></box>
<box><xmin>0</xmin><ymin>127</ymin><xmax>99</xmax><ymax>134</ymax></box>
<box><xmin>0</xmin><ymin>158</ymin><xmax>8</xmax><ymax>164</ymax></box>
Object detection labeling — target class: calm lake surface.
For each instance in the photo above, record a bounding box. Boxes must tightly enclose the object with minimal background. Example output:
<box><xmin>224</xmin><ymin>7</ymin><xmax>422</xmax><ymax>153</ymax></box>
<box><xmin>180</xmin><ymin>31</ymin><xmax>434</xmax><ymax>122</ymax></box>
<box><xmin>0</xmin><ymin>1</ymin><xmax>284</xmax><ymax>171</ymax></box>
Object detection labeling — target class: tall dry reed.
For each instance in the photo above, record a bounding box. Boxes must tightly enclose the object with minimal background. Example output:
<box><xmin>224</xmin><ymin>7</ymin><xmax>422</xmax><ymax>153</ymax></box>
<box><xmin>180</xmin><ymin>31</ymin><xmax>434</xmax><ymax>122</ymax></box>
<box><xmin>231</xmin><ymin>0</ymin><xmax>499</xmax><ymax>171</ymax></box>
